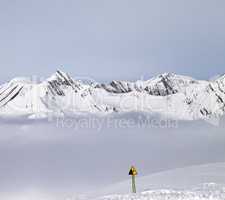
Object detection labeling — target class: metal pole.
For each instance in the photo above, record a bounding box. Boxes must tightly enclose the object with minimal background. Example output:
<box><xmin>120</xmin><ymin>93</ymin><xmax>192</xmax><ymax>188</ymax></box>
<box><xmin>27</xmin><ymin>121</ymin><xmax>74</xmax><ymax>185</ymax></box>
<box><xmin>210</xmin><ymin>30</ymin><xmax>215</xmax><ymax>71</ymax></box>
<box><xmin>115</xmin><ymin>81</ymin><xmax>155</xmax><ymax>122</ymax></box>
<box><xmin>132</xmin><ymin>175</ymin><xmax>136</xmax><ymax>193</ymax></box>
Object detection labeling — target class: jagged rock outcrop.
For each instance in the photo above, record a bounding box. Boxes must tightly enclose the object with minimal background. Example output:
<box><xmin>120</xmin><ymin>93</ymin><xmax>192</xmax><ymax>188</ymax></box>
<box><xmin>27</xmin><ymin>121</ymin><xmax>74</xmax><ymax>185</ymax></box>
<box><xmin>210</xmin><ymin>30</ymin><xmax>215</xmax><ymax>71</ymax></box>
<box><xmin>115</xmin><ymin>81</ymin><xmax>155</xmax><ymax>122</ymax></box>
<box><xmin>144</xmin><ymin>73</ymin><xmax>198</xmax><ymax>96</ymax></box>
<box><xmin>100</xmin><ymin>73</ymin><xmax>198</xmax><ymax>96</ymax></box>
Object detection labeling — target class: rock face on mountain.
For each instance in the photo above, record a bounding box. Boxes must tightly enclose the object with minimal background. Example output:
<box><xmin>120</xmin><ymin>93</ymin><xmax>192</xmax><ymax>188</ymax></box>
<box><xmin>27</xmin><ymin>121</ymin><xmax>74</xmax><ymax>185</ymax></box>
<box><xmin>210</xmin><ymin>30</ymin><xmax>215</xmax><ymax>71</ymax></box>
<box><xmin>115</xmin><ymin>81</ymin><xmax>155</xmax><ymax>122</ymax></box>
<box><xmin>47</xmin><ymin>70</ymin><xmax>82</xmax><ymax>95</ymax></box>
<box><xmin>99</xmin><ymin>80</ymin><xmax>144</xmax><ymax>93</ymax></box>
<box><xmin>144</xmin><ymin>73</ymin><xmax>198</xmax><ymax>96</ymax></box>
<box><xmin>0</xmin><ymin>70</ymin><xmax>112</xmax><ymax>118</ymax></box>
<box><xmin>99</xmin><ymin>73</ymin><xmax>198</xmax><ymax>96</ymax></box>
<box><xmin>0</xmin><ymin>70</ymin><xmax>224</xmax><ymax>121</ymax></box>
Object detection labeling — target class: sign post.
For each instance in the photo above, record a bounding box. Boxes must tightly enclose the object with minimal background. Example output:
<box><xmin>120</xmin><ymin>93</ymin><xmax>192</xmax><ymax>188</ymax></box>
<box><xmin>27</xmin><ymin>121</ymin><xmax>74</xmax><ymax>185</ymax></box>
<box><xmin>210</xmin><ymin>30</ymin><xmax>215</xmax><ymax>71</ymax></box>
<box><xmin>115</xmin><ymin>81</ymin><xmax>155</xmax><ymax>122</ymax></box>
<box><xmin>129</xmin><ymin>166</ymin><xmax>138</xmax><ymax>193</ymax></box>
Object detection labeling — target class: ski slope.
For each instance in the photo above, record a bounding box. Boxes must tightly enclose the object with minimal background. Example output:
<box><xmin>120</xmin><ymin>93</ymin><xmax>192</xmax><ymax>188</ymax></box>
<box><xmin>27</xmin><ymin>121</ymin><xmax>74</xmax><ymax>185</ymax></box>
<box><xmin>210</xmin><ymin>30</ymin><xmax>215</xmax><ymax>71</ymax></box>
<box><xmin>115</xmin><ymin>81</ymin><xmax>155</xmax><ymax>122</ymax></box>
<box><xmin>92</xmin><ymin>162</ymin><xmax>225</xmax><ymax>200</ymax></box>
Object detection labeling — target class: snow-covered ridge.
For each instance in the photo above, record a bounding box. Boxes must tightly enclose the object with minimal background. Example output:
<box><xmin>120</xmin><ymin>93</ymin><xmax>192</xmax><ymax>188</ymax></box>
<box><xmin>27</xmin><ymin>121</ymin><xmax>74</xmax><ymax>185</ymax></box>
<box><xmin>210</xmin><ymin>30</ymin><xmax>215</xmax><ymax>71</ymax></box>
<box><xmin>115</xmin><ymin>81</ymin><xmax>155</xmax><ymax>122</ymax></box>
<box><xmin>100</xmin><ymin>73</ymin><xmax>199</xmax><ymax>95</ymax></box>
<box><xmin>0</xmin><ymin>70</ymin><xmax>225</xmax><ymax>121</ymax></box>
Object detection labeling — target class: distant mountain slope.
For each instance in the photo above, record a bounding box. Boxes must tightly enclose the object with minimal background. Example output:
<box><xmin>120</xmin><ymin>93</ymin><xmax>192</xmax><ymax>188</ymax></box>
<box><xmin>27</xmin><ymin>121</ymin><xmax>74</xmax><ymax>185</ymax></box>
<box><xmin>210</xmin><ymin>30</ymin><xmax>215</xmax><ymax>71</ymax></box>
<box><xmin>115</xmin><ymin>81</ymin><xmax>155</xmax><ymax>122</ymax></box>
<box><xmin>99</xmin><ymin>73</ymin><xmax>199</xmax><ymax>95</ymax></box>
<box><xmin>0</xmin><ymin>70</ymin><xmax>225</xmax><ymax>120</ymax></box>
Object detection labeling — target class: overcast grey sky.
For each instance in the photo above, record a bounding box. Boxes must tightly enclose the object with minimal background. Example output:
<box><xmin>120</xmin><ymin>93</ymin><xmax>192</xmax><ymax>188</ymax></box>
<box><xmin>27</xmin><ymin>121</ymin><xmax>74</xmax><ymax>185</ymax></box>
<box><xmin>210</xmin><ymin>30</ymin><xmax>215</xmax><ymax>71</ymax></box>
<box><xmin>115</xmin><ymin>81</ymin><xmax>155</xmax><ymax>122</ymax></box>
<box><xmin>0</xmin><ymin>0</ymin><xmax>225</xmax><ymax>82</ymax></box>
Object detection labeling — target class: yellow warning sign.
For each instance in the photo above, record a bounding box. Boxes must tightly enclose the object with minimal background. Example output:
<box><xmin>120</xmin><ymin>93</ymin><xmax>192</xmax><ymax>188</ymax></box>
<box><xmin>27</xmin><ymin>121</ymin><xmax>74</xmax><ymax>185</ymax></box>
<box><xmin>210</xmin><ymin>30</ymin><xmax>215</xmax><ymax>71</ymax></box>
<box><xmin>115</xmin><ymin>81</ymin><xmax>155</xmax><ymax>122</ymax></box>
<box><xmin>129</xmin><ymin>166</ymin><xmax>138</xmax><ymax>176</ymax></box>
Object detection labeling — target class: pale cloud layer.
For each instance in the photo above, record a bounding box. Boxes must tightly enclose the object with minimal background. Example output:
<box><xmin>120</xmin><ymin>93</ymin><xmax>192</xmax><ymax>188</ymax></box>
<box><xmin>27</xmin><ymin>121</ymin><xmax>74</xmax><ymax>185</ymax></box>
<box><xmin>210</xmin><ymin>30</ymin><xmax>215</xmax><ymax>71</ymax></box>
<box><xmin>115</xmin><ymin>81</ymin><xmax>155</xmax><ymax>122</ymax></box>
<box><xmin>0</xmin><ymin>115</ymin><xmax>225</xmax><ymax>199</ymax></box>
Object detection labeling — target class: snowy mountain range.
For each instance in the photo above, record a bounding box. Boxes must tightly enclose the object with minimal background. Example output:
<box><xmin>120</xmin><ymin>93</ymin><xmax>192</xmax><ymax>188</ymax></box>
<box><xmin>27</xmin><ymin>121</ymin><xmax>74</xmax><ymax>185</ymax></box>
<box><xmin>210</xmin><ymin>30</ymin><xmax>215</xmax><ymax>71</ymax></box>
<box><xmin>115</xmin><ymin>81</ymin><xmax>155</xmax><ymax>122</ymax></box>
<box><xmin>0</xmin><ymin>70</ymin><xmax>225</xmax><ymax>120</ymax></box>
